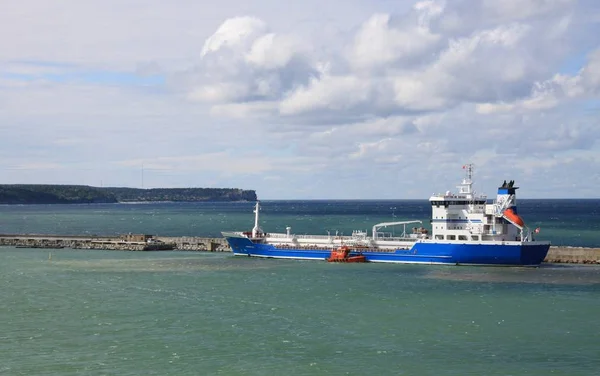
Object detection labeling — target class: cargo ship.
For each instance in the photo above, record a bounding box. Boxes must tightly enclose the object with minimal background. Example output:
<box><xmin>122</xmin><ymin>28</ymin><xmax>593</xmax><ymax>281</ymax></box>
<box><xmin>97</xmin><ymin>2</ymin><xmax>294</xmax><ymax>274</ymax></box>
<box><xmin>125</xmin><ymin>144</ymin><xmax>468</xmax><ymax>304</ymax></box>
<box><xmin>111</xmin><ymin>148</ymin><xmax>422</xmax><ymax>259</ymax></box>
<box><xmin>222</xmin><ymin>164</ymin><xmax>550</xmax><ymax>266</ymax></box>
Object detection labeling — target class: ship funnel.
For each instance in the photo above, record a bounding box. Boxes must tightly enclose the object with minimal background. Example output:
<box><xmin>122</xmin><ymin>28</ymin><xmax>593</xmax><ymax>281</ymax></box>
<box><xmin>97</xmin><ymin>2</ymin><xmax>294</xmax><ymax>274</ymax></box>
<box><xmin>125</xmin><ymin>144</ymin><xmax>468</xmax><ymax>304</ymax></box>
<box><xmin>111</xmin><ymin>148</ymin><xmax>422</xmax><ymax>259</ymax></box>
<box><xmin>495</xmin><ymin>180</ymin><xmax>526</xmax><ymax>229</ymax></box>
<box><xmin>495</xmin><ymin>180</ymin><xmax>519</xmax><ymax>215</ymax></box>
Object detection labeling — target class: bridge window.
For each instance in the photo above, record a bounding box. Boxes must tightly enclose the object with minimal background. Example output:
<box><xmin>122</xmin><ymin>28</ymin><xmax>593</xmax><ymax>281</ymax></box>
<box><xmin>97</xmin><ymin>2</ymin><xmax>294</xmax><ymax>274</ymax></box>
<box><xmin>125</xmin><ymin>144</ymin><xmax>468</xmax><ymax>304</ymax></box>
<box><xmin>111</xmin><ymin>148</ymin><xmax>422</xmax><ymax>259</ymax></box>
<box><xmin>435</xmin><ymin>235</ymin><xmax>443</xmax><ymax>240</ymax></box>
<box><xmin>472</xmin><ymin>235</ymin><xmax>479</xmax><ymax>241</ymax></box>
<box><xmin>447</xmin><ymin>235</ymin><xmax>456</xmax><ymax>240</ymax></box>
<box><xmin>458</xmin><ymin>235</ymin><xmax>468</xmax><ymax>240</ymax></box>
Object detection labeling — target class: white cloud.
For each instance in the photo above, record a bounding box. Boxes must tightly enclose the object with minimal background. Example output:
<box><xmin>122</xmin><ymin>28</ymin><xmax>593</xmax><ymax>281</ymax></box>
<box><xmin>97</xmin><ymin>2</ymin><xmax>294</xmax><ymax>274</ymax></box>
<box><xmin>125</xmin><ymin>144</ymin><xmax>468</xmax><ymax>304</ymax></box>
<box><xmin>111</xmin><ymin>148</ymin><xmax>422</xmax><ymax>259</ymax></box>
<box><xmin>350</xmin><ymin>138</ymin><xmax>393</xmax><ymax>159</ymax></box>
<box><xmin>246</xmin><ymin>33</ymin><xmax>307</xmax><ymax>69</ymax></box>
<box><xmin>1</xmin><ymin>0</ymin><xmax>599</xmax><ymax>198</ymax></box>
<box><xmin>477</xmin><ymin>47</ymin><xmax>600</xmax><ymax>114</ymax></box>
<box><xmin>279</xmin><ymin>75</ymin><xmax>372</xmax><ymax>115</ymax></box>
<box><xmin>191</xmin><ymin>14</ymin><xmax>547</xmax><ymax>119</ymax></box>
<box><xmin>348</xmin><ymin>11</ymin><xmax>441</xmax><ymax>71</ymax></box>
<box><xmin>178</xmin><ymin>16</ymin><xmax>318</xmax><ymax>106</ymax></box>
<box><xmin>581</xmin><ymin>48</ymin><xmax>600</xmax><ymax>92</ymax></box>
<box><xmin>201</xmin><ymin>16</ymin><xmax>268</xmax><ymax>57</ymax></box>
<box><xmin>209</xmin><ymin>101</ymin><xmax>277</xmax><ymax>119</ymax></box>
<box><xmin>187</xmin><ymin>82</ymin><xmax>252</xmax><ymax>103</ymax></box>
<box><xmin>481</xmin><ymin>0</ymin><xmax>575</xmax><ymax>21</ymax></box>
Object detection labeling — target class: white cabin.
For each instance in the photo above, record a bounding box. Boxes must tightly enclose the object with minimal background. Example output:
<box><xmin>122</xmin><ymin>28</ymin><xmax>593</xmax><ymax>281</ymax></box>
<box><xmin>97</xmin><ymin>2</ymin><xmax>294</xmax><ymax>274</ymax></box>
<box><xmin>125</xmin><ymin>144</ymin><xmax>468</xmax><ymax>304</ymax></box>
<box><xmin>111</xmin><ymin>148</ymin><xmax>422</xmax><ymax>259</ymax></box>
<box><xmin>429</xmin><ymin>164</ymin><xmax>526</xmax><ymax>242</ymax></box>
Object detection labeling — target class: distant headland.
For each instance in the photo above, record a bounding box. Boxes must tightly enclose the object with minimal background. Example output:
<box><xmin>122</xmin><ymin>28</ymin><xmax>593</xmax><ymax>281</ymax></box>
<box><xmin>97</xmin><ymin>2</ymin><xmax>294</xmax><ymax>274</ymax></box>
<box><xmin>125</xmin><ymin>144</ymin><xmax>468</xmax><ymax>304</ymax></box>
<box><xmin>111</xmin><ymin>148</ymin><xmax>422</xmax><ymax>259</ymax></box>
<box><xmin>0</xmin><ymin>184</ymin><xmax>257</xmax><ymax>204</ymax></box>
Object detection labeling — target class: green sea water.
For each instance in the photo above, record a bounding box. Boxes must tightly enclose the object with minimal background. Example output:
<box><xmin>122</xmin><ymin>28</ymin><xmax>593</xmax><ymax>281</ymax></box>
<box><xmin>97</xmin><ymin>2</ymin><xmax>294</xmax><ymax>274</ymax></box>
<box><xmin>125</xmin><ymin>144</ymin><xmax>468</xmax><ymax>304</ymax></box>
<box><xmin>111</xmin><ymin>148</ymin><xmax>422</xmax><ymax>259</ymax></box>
<box><xmin>1</xmin><ymin>248</ymin><xmax>599</xmax><ymax>375</ymax></box>
<box><xmin>1</xmin><ymin>200</ymin><xmax>599</xmax><ymax>247</ymax></box>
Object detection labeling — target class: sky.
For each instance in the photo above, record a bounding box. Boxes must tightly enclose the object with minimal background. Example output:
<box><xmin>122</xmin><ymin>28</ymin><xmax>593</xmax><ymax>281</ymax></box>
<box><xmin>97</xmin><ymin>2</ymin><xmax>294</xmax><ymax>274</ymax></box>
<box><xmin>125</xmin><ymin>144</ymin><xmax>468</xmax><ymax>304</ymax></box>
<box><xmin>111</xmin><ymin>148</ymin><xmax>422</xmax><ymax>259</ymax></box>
<box><xmin>1</xmin><ymin>0</ymin><xmax>599</xmax><ymax>199</ymax></box>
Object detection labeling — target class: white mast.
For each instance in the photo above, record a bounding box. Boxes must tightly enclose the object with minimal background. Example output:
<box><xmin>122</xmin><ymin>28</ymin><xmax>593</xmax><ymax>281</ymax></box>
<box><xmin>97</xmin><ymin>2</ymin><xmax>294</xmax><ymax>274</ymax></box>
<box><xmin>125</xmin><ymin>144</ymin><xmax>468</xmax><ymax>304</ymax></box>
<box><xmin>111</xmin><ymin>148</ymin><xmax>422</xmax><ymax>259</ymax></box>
<box><xmin>458</xmin><ymin>163</ymin><xmax>474</xmax><ymax>198</ymax></box>
<box><xmin>251</xmin><ymin>202</ymin><xmax>262</xmax><ymax>238</ymax></box>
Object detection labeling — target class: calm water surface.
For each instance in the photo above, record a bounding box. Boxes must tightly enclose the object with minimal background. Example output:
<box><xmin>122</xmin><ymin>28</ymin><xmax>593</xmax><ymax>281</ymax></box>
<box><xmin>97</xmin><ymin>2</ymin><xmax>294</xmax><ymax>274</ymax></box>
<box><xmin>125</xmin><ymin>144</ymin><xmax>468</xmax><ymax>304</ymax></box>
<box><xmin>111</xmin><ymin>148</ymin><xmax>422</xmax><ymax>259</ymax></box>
<box><xmin>1</xmin><ymin>248</ymin><xmax>599</xmax><ymax>375</ymax></box>
<box><xmin>2</xmin><ymin>200</ymin><xmax>600</xmax><ymax>375</ymax></box>
<box><xmin>1</xmin><ymin>199</ymin><xmax>599</xmax><ymax>247</ymax></box>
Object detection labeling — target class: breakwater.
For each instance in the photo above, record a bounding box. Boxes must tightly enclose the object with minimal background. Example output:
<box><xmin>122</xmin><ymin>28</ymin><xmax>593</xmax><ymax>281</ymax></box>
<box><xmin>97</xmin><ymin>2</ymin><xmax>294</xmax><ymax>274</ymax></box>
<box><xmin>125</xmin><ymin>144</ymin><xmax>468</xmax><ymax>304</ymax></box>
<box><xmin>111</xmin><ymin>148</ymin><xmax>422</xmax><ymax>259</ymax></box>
<box><xmin>545</xmin><ymin>246</ymin><xmax>600</xmax><ymax>264</ymax></box>
<box><xmin>0</xmin><ymin>234</ymin><xmax>229</xmax><ymax>252</ymax></box>
<box><xmin>0</xmin><ymin>234</ymin><xmax>598</xmax><ymax>264</ymax></box>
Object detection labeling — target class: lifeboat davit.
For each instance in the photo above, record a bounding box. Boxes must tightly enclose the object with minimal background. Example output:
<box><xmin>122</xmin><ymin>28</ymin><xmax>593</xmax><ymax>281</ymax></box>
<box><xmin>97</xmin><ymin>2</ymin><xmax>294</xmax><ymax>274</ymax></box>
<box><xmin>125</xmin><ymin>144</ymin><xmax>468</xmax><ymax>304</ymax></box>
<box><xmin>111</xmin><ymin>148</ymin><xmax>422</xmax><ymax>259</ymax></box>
<box><xmin>503</xmin><ymin>208</ymin><xmax>525</xmax><ymax>228</ymax></box>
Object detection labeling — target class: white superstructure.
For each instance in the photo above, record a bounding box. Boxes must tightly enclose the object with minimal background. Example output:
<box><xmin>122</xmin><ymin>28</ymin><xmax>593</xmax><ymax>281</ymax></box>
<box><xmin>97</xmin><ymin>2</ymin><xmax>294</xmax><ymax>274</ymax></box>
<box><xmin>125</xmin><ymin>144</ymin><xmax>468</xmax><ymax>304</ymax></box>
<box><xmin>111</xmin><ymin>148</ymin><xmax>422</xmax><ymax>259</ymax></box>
<box><xmin>429</xmin><ymin>164</ymin><xmax>531</xmax><ymax>243</ymax></box>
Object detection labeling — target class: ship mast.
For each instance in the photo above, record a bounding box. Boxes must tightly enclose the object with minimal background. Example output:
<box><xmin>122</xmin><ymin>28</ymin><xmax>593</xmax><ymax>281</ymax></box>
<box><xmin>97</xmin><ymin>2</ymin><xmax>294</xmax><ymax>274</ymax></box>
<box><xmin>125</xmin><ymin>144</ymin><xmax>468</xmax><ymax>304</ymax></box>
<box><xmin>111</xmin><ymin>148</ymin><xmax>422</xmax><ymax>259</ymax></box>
<box><xmin>252</xmin><ymin>202</ymin><xmax>263</xmax><ymax>238</ymax></box>
<box><xmin>458</xmin><ymin>163</ymin><xmax>474</xmax><ymax>199</ymax></box>
<box><xmin>458</xmin><ymin>163</ymin><xmax>478</xmax><ymax>213</ymax></box>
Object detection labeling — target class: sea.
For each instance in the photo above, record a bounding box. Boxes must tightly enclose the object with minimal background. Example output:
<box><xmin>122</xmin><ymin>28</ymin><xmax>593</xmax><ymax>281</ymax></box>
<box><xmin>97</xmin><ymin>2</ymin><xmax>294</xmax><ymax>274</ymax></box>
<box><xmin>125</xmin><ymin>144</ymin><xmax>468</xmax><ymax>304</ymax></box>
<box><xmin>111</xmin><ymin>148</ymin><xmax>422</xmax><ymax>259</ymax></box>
<box><xmin>1</xmin><ymin>200</ymin><xmax>600</xmax><ymax>375</ymax></box>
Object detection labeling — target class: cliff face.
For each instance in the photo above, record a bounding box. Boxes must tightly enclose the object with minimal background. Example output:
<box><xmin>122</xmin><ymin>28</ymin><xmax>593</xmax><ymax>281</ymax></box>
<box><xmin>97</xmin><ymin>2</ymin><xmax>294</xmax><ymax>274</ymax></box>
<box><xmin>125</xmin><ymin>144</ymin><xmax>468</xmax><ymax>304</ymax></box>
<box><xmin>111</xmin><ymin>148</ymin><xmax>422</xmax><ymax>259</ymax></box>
<box><xmin>0</xmin><ymin>185</ymin><xmax>257</xmax><ymax>204</ymax></box>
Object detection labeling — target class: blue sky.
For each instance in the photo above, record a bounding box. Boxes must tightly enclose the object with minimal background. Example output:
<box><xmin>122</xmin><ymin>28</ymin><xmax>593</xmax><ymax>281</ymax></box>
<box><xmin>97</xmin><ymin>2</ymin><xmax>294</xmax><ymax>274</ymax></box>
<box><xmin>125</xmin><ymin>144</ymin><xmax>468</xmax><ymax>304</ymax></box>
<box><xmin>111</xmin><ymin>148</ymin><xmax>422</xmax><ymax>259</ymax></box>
<box><xmin>1</xmin><ymin>0</ymin><xmax>599</xmax><ymax>199</ymax></box>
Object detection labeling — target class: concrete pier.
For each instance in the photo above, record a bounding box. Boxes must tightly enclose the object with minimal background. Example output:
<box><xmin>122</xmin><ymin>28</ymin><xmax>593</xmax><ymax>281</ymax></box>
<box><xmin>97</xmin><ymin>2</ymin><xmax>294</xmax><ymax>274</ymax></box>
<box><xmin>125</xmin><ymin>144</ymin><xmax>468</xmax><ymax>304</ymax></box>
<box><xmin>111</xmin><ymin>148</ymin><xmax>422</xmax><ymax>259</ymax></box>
<box><xmin>0</xmin><ymin>234</ymin><xmax>231</xmax><ymax>252</ymax></box>
<box><xmin>0</xmin><ymin>234</ymin><xmax>599</xmax><ymax>264</ymax></box>
<box><xmin>545</xmin><ymin>246</ymin><xmax>600</xmax><ymax>264</ymax></box>
<box><xmin>155</xmin><ymin>236</ymin><xmax>229</xmax><ymax>251</ymax></box>
<box><xmin>0</xmin><ymin>234</ymin><xmax>195</xmax><ymax>251</ymax></box>
<box><xmin>0</xmin><ymin>234</ymin><xmax>232</xmax><ymax>252</ymax></box>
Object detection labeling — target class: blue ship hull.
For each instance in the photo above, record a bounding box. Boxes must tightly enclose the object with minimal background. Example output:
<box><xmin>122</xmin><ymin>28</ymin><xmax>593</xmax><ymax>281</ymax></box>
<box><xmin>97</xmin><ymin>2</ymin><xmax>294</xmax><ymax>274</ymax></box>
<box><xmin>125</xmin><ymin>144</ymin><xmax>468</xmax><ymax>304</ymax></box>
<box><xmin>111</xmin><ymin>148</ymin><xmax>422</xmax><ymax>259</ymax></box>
<box><xmin>224</xmin><ymin>236</ymin><xmax>550</xmax><ymax>266</ymax></box>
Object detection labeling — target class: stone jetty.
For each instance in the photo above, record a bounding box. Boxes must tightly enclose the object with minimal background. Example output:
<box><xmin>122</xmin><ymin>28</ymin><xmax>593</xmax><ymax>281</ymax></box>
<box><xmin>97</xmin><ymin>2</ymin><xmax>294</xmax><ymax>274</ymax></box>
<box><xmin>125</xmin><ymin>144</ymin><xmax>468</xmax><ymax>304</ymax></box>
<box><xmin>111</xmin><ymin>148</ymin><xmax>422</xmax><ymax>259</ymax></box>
<box><xmin>0</xmin><ymin>234</ymin><xmax>229</xmax><ymax>252</ymax></box>
<box><xmin>0</xmin><ymin>234</ymin><xmax>598</xmax><ymax>264</ymax></box>
<box><xmin>545</xmin><ymin>246</ymin><xmax>600</xmax><ymax>264</ymax></box>
<box><xmin>155</xmin><ymin>236</ymin><xmax>229</xmax><ymax>251</ymax></box>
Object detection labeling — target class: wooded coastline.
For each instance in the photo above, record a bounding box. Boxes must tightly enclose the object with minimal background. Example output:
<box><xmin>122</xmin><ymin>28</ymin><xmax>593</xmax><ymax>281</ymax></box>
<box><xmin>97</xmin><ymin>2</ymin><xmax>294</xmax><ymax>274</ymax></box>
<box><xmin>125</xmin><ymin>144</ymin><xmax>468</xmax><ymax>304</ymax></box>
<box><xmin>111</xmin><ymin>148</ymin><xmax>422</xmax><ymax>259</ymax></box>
<box><xmin>0</xmin><ymin>185</ymin><xmax>257</xmax><ymax>204</ymax></box>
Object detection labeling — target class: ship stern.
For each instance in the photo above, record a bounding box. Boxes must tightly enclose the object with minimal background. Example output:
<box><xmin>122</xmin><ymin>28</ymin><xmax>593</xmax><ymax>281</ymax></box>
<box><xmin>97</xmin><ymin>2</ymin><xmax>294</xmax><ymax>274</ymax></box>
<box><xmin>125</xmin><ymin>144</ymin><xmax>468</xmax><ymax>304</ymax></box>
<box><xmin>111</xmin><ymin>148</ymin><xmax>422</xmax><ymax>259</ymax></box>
<box><xmin>519</xmin><ymin>241</ymin><xmax>551</xmax><ymax>266</ymax></box>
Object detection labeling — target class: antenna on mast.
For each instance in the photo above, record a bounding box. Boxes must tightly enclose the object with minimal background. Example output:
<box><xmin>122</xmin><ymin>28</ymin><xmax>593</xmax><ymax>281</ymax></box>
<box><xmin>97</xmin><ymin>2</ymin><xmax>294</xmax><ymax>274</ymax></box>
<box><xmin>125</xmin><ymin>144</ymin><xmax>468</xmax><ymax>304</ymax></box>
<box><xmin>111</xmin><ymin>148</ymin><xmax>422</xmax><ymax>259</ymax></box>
<box><xmin>463</xmin><ymin>163</ymin><xmax>473</xmax><ymax>181</ymax></box>
<box><xmin>459</xmin><ymin>163</ymin><xmax>475</xmax><ymax>197</ymax></box>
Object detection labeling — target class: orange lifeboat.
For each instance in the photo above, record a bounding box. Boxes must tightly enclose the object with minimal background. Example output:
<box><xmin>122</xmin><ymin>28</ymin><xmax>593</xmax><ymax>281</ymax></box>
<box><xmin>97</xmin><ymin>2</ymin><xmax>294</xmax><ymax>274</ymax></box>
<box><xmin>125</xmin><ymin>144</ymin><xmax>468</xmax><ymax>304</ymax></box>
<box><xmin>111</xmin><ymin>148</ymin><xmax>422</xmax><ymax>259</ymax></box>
<box><xmin>503</xmin><ymin>208</ymin><xmax>525</xmax><ymax>228</ymax></box>
<box><xmin>327</xmin><ymin>245</ymin><xmax>367</xmax><ymax>263</ymax></box>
